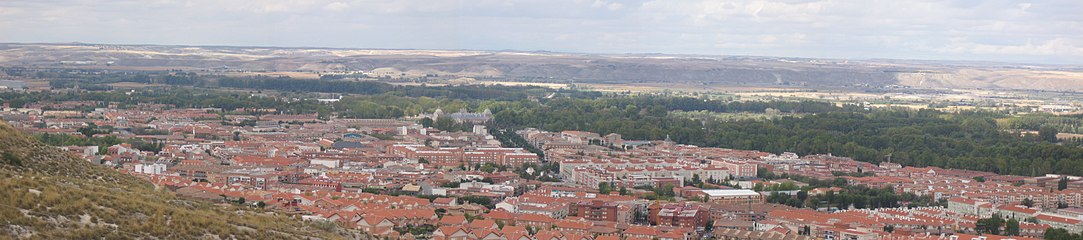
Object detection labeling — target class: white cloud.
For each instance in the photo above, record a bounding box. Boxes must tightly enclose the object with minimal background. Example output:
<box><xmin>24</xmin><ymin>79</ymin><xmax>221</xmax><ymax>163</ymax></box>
<box><xmin>759</xmin><ymin>35</ymin><xmax>778</xmax><ymax>43</ymax></box>
<box><xmin>591</xmin><ymin>0</ymin><xmax>623</xmax><ymax>10</ymax></box>
<box><xmin>323</xmin><ymin>1</ymin><xmax>349</xmax><ymax>11</ymax></box>
<box><xmin>940</xmin><ymin>38</ymin><xmax>1083</xmax><ymax>57</ymax></box>
<box><xmin>0</xmin><ymin>0</ymin><xmax>1079</xmax><ymax>64</ymax></box>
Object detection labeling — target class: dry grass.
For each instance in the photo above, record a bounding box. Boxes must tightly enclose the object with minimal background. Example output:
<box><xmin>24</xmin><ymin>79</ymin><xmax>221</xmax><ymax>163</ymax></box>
<box><xmin>221</xmin><ymin>71</ymin><xmax>322</xmax><ymax>79</ymax></box>
<box><xmin>0</xmin><ymin>121</ymin><xmax>353</xmax><ymax>239</ymax></box>
<box><xmin>897</xmin><ymin>69</ymin><xmax>1083</xmax><ymax>91</ymax></box>
<box><xmin>107</xmin><ymin>82</ymin><xmax>169</xmax><ymax>88</ymax></box>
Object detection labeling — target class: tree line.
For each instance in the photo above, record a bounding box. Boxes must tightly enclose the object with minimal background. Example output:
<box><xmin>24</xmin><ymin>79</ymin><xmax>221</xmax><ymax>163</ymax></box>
<box><xmin>11</xmin><ymin>69</ymin><xmax>1083</xmax><ymax>176</ymax></box>
<box><xmin>497</xmin><ymin>98</ymin><xmax>1083</xmax><ymax>176</ymax></box>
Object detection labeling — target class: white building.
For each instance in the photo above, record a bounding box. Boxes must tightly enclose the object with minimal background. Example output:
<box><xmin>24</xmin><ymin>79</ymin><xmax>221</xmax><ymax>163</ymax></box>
<box><xmin>310</xmin><ymin>159</ymin><xmax>341</xmax><ymax>168</ymax></box>
<box><xmin>701</xmin><ymin>189</ymin><xmax>763</xmax><ymax>204</ymax></box>
<box><xmin>134</xmin><ymin>163</ymin><xmax>167</xmax><ymax>174</ymax></box>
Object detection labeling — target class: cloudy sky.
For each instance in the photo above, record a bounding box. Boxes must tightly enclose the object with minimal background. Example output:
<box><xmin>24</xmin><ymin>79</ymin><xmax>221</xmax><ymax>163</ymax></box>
<box><xmin>1</xmin><ymin>0</ymin><xmax>1081</xmax><ymax>64</ymax></box>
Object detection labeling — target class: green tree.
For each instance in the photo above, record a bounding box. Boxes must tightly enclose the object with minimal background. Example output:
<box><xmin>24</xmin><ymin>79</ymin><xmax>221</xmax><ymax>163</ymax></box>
<box><xmin>654</xmin><ymin>184</ymin><xmax>675</xmax><ymax>197</ymax></box>
<box><xmin>433</xmin><ymin>117</ymin><xmax>457</xmax><ymax>132</ymax></box>
<box><xmin>690</xmin><ymin>174</ymin><xmax>702</xmax><ymax>187</ymax></box>
<box><xmin>976</xmin><ymin>214</ymin><xmax>1004</xmax><ymax>235</ymax></box>
<box><xmin>757</xmin><ymin>167</ymin><xmax>775</xmax><ymax>179</ymax></box>
<box><xmin>78</xmin><ymin>123</ymin><xmax>101</xmax><ymax>138</ymax></box>
<box><xmin>599</xmin><ymin>182</ymin><xmax>613</xmax><ymax>194</ymax></box>
<box><xmin>1005</xmin><ymin>219</ymin><xmax>1019</xmax><ymax>236</ymax></box>
<box><xmin>458</xmin><ymin>196</ymin><xmax>494</xmax><ymax>209</ymax></box>
<box><xmin>480</xmin><ymin>163</ymin><xmax>497</xmax><ymax>173</ymax></box>
<box><xmin>1025</xmin><ymin>217</ymin><xmax>1038</xmax><ymax>224</ymax></box>
<box><xmin>1044</xmin><ymin>228</ymin><xmax>1083</xmax><ymax>240</ymax></box>
<box><xmin>419</xmin><ymin>117</ymin><xmax>434</xmax><ymax>128</ymax></box>
<box><xmin>1060</xmin><ymin>177</ymin><xmax>1069</xmax><ymax>191</ymax></box>
<box><xmin>1040</xmin><ymin>125</ymin><xmax>1059</xmax><ymax>143</ymax></box>
<box><xmin>1022</xmin><ymin>198</ymin><xmax>1034</xmax><ymax>208</ymax></box>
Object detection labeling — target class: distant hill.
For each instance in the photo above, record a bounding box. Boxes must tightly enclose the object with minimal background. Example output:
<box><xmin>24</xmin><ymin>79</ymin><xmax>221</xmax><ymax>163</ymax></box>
<box><xmin>0</xmin><ymin>121</ymin><xmax>354</xmax><ymax>239</ymax></box>
<box><xmin>3</xmin><ymin>43</ymin><xmax>1082</xmax><ymax>92</ymax></box>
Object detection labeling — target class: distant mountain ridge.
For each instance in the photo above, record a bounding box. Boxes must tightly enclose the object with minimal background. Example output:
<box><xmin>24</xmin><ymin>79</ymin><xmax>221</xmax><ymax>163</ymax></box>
<box><xmin>1</xmin><ymin>43</ymin><xmax>1082</xmax><ymax>92</ymax></box>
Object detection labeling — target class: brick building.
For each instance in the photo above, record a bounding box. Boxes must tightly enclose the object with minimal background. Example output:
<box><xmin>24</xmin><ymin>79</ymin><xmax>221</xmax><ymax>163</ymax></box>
<box><xmin>649</xmin><ymin>202</ymin><xmax>710</xmax><ymax>229</ymax></box>
<box><xmin>571</xmin><ymin>200</ymin><xmax>619</xmax><ymax>222</ymax></box>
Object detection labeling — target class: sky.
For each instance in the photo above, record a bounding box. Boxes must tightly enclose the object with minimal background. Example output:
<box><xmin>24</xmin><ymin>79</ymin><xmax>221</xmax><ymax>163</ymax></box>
<box><xmin>0</xmin><ymin>0</ymin><xmax>1081</xmax><ymax>64</ymax></box>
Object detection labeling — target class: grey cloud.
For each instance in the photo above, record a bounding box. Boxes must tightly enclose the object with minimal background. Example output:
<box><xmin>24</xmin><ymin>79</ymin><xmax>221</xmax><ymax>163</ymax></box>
<box><xmin>0</xmin><ymin>0</ymin><xmax>1080</xmax><ymax>64</ymax></box>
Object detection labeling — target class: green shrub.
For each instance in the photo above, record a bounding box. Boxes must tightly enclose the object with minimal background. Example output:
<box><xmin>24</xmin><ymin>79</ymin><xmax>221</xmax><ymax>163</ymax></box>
<box><xmin>2</xmin><ymin>151</ymin><xmax>21</xmax><ymax>167</ymax></box>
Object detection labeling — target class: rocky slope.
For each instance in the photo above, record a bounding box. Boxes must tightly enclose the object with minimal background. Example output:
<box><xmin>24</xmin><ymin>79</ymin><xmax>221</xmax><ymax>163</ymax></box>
<box><xmin>0</xmin><ymin>120</ymin><xmax>354</xmax><ymax>239</ymax></box>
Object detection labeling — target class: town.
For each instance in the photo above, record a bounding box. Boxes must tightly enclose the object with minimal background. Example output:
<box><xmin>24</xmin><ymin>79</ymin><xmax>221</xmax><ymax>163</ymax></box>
<box><xmin>3</xmin><ymin>97</ymin><xmax>1083</xmax><ymax>240</ymax></box>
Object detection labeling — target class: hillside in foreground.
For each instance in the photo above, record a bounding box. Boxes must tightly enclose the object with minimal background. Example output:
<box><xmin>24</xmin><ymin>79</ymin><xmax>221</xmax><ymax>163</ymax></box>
<box><xmin>0</xmin><ymin>120</ymin><xmax>353</xmax><ymax>239</ymax></box>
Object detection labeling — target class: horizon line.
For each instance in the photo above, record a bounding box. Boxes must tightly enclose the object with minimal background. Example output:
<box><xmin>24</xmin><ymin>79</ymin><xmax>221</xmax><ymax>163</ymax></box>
<box><xmin>3</xmin><ymin>41</ymin><xmax>1078</xmax><ymax>68</ymax></box>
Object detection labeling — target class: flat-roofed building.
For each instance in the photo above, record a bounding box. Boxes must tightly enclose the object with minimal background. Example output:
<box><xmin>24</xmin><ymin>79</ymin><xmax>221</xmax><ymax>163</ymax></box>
<box><xmin>649</xmin><ymin>202</ymin><xmax>710</xmax><ymax>229</ymax></box>
<box><xmin>571</xmin><ymin>200</ymin><xmax>619</xmax><ymax>222</ymax></box>
<box><xmin>702</xmin><ymin>189</ymin><xmax>763</xmax><ymax>205</ymax></box>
